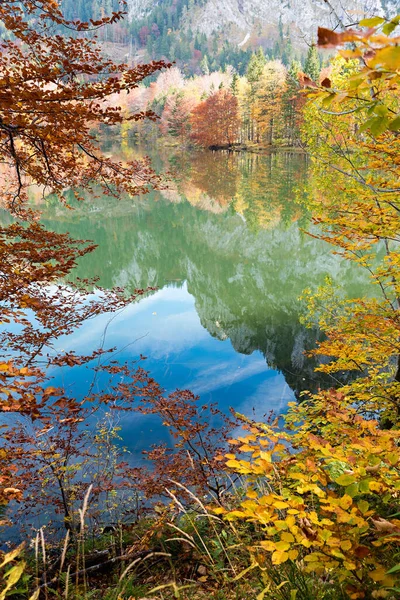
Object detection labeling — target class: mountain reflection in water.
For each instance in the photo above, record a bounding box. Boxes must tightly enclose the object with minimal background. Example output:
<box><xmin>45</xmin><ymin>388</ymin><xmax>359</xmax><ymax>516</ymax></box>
<box><xmin>35</xmin><ymin>147</ymin><xmax>369</xmax><ymax>453</ymax></box>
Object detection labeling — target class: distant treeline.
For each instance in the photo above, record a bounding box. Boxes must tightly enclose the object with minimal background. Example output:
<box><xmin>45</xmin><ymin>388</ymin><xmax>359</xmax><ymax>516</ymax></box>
<box><xmin>105</xmin><ymin>47</ymin><xmax>321</xmax><ymax>148</ymax></box>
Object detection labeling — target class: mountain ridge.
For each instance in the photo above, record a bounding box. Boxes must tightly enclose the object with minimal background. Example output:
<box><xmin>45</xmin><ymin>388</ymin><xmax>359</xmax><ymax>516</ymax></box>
<box><xmin>127</xmin><ymin>0</ymin><xmax>399</xmax><ymax>48</ymax></box>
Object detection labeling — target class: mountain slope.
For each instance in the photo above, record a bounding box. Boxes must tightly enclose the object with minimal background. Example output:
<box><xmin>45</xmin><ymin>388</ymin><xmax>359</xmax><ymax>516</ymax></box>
<box><xmin>128</xmin><ymin>0</ymin><xmax>397</xmax><ymax>45</ymax></box>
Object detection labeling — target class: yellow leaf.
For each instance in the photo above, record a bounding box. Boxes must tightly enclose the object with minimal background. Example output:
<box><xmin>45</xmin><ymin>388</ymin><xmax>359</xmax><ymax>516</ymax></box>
<box><xmin>339</xmin><ymin>495</ymin><xmax>353</xmax><ymax>510</ymax></box>
<box><xmin>340</xmin><ymin>540</ymin><xmax>352</xmax><ymax>551</ymax></box>
<box><xmin>225</xmin><ymin>460</ymin><xmax>241</xmax><ymax>469</ymax></box>
<box><xmin>226</xmin><ymin>510</ymin><xmax>247</xmax><ymax>518</ymax></box>
<box><xmin>271</xmin><ymin>550</ymin><xmax>289</xmax><ymax>565</ymax></box>
<box><xmin>246</xmin><ymin>489</ymin><xmax>258</xmax><ymax>499</ymax></box>
<box><xmin>275</xmin><ymin>541</ymin><xmax>290</xmax><ymax>552</ymax></box>
<box><xmin>369</xmin><ymin>481</ymin><xmax>384</xmax><ymax>492</ymax></box>
<box><xmin>371</xmin><ymin>46</ymin><xmax>400</xmax><ymax>70</ymax></box>
<box><xmin>260</xmin><ymin>540</ymin><xmax>276</xmax><ymax>552</ymax></box>
<box><xmin>239</xmin><ymin>444</ymin><xmax>254</xmax><ymax>452</ymax></box>
<box><xmin>0</xmin><ymin>561</ymin><xmax>26</xmax><ymax>600</ymax></box>
<box><xmin>274</xmin><ymin>501</ymin><xmax>289</xmax><ymax>509</ymax></box>
<box><xmin>369</xmin><ymin>566</ymin><xmax>387</xmax><ymax>582</ymax></box>
<box><xmin>259</xmin><ymin>450</ymin><xmax>272</xmax><ymax>463</ymax></box>
<box><xmin>212</xmin><ymin>507</ymin><xmax>226</xmax><ymax>515</ymax></box>
<box><xmin>0</xmin><ymin>544</ymin><xmax>24</xmax><ymax>568</ymax></box>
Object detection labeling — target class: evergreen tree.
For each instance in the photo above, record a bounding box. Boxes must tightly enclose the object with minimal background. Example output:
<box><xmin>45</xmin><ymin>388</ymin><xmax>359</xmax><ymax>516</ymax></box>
<box><xmin>278</xmin><ymin>15</ymin><xmax>284</xmax><ymax>40</ymax></box>
<box><xmin>247</xmin><ymin>49</ymin><xmax>265</xmax><ymax>84</ymax></box>
<box><xmin>231</xmin><ymin>72</ymin><xmax>239</xmax><ymax>96</ymax></box>
<box><xmin>289</xmin><ymin>59</ymin><xmax>301</xmax><ymax>80</ymax></box>
<box><xmin>282</xmin><ymin>59</ymin><xmax>302</xmax><ymax>145</ymax></box>
<box><xmin>200</xmin><ymin>54</ymin><xmax>210</xmax><ymax>75</ymax></box>
<box><xmin>304</xmin><ymin>44</ymin><xmax>321</xmax><ymax>81</ymax></box>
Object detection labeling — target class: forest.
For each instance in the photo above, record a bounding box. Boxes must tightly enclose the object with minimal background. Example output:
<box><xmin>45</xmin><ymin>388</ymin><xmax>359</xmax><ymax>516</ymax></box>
<box><xmin>57</xmin><ymin>0</ymin><xmax>297</xmax><ymax>75</ymax></box>
<box><xmin>0</xmin><ymin>1</ymin><xmax>400</xmax><ymax>599</ymax></box>
<box><xmin>108</xmin><ymin>47</ymin><xmax>319</xmax><ymax>148</ymax></box>
<box><xmin>104</xmin><ymin>45</ymin><xmax>322</xmax><ymax>148</ymax></box>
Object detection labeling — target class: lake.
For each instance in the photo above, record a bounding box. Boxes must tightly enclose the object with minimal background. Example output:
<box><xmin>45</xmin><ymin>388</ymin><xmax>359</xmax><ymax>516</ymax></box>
<box><xmin>35</xmin><ymin>145</ymin><xmax>369</xmax><ymax>458</ymax></box>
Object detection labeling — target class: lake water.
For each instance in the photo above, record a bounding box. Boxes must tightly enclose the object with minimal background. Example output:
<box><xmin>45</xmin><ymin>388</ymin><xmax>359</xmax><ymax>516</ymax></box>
<box><xmin>36</xmin><ymin>146</ymin><xmax>369</xmax><ymax>457</ymax></box>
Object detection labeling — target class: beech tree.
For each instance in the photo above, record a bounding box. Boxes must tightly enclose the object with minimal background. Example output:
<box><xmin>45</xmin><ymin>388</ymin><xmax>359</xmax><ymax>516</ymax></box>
<box><xmin>190</xmin><ymin>89</ymin><xmax>240</xmax><ymax>148</ymax></box>
<box><xmin>0</xmin><ymin>0</ymin><xmax>169</xmax><ymax>519</ymax></box>
<box><xmin>301</xmin><ymin>19</ymin><xmax>400</xmax><ymax>423</ymax></box>
<box><xmin>0</xmin><ymin>0</ymin><xmax>169</xmax><ymax>216</ymax></box>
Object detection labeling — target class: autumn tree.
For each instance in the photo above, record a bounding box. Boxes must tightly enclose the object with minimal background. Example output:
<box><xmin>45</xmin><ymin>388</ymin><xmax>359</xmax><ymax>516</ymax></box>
<box><xmin>300</xmin><ymin>18</ymin><xmax>400</xmax><ymax>423</ymax></box>
<box><xmin>0</xmin><ymin>0</ymin><xmax>169</xmax><ymax>216</ymax></box>
<box><xmin>0</xmin><ymin>0</ymin><xmax>169</xmax><ymax>526</ymax></box>
<box><xmin>209</xmin><ymin>20</ymin><xmax>400</xmax><ymax>600</ymax></box>
<box><xmin>255</xmin><ymin>60</ymin><xmax>287</xmax><ymax>145</ymax></box>
<box><xmin>190</xmin><ymin>89</ymin><xmax>240</xmax><ymax>148</ymax></box>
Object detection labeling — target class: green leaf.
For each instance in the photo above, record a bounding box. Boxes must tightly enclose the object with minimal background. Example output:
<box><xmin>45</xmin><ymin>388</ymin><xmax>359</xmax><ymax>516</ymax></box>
<box><xmin>357</xmin><ymin>500</ymin><xmax>369</xmax><ymax>514</ymax></box>
<box><xmin>370</xmin><ymin>117</ymin><xmax>389</xmax><ymax>136</ymax></box>
<box><xmin>387</xmin><ymin>564</ymin><xmax>400</xmax><ymax>574</ymax></box>
<box><xmin>322</xmin><ymin>93</ymin><xmax>336</xmax><ymax>108</ymax></box>
<box><xmin>359</xmin><ymin>479</ymin><xmax>372</xmax><ymax>493</ymax></box>
<box><xmin>383</xmin><ymin>21</ymin><xmax>397</xmax><ymax>35</ymax></box>
<box><xmin>335</xmin><ymin>474</ymin><xmax>356</xmax><ymax>486</ymax></box>
<box><xmin>382</xmin><ymin>16</ymin><xmax>400</xmax><ymax>35</ymax></box>
<box><xmin>359</xmin><ymin>17</ymin><xmax>385</xmax><ymax>27</ymax></box>
<box><xmin>345</xmin><ymin>482</ymin><xmax>359</xmax><ymax>498</ymax></box>
<box><xmin>359</xmin><ymin>116</ymin><xmax>389</xmax><ymax>136</ymax></box>
<box><xmin>374</xmin><ymin>104</ymin><xmax>388</xmax><ymax>117</ymax></box>
<box><xmin>389</xmin><ymin>116</ymin><xmax>400</xmax><ymax>131</ymax></box>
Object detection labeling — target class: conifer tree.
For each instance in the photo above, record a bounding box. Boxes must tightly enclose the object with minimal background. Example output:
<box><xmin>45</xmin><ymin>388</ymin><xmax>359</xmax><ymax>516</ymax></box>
<box><xmin>200</xmin><ymin>54</ymin><xmax>210</xmax><ymax>75</ymax></box>
<box><xmin>304</xmin><ymin>44</ymin><xmax>321</xmax><ymax>81</ymax></box>
<box><xmin>246</xmin><ymin>49</ymin><xmax>266</xmax><ymax>141</ymax></box>
<box><xmin>231</xmin><ymin>72</ymin><xmax>239</xmax><ymax>96</ymax></box>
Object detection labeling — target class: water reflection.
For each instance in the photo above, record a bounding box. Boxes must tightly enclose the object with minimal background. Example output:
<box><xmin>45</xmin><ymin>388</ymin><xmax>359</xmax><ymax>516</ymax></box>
<box><xmin>38</xmin><ymin>148</ymin><xmax>369</xmax><ymax>423</ymax></box>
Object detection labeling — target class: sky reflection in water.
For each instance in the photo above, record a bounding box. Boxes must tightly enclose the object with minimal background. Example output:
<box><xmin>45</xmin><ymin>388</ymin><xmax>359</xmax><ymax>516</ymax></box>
<box><xmin>51</xmin><ymin>282</ymin><xmax>293</xmax><ymax>457</ymax></box>
<box><xmin>39</xmin><ymin>149</ymin><xmax>371</xmax><ymax>458</ymax></box>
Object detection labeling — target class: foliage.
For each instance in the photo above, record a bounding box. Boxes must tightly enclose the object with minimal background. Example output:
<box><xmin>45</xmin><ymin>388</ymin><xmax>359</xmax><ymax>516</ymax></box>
<box><xmin>0</xmin><ymin>0</ymin><xmax>170</xmax><ymax>539</ymax></box>
<box><xmin>304</xmin><ymin>45</ymin><xmax>321</xmax><ymax>82</ymax></box>
<box><xmin>198</xmin><ymin>16</ymin><xmax>400</xmax><ymax>600</ymax></box>
<box><xmin>0</xmin><ymin>0</ymin><xmax>168</xmax><ymax>216</ymax></box>
<box><xmin>219</xmin><ymin>392</ymin><xmax>400</xmax><ymax>599</ymax></box>
<box><xmin>299</xmin><ymin>18</ymin><xmax>400</xmax><ymax>423</ymax></box>
<box><xmin>2</xmin><ymin>4</ymin><xmax>400</xmax><ymax>600</ymax></box>
<box><xmin>190</xmin><ymin>89</ymin><xmax>240</xmax><ymax>147</ymax></box>
<box><xmin>120</xmin><ymin>58</ymin><xmax>305</xmax><ymax>148</ymax></box>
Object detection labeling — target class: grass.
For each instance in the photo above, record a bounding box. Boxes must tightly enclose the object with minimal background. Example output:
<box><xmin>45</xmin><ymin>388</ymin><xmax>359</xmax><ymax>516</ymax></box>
<box><xmin>0</xmin><ymin>488</ymin><xmax>356</xmax><ymax>600</ymax></box>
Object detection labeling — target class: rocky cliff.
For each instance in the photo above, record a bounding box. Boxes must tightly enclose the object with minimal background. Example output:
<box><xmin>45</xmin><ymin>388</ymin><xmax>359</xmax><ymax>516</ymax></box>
<box><xmin>128</xmin><ymin>0</ymin><xmax>398</xmax><ymax>46</ymax></box>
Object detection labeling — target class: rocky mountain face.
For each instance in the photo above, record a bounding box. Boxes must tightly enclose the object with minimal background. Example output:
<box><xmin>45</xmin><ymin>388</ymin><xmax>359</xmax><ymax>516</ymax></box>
<box><xmin>128</xmin><ymin>0</ymin><xmax>398</xmax><ymax>47</ymax></box>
